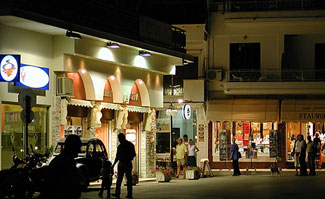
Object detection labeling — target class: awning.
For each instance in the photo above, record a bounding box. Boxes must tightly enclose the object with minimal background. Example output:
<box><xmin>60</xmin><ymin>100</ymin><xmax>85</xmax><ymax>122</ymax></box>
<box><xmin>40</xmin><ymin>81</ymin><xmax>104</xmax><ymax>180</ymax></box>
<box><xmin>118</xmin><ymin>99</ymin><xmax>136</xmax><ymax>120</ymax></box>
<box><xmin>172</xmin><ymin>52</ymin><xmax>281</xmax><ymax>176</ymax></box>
<box><xmin>101</xmin><ymin>102</ymin><xmax>121</xmax><ymax>110</ymax></box>
<box><xmin>68</xmin><ymin>99</ymin><xmax>93</xmax><ymax>108</ymax></box>
<box><xmin>281</xmin><ymin>100</ymin><xmax>325</xmax><ymax>122</ymax></box>
<box><xmin>207</xmin><ymin>99</ymin><xmax>279</xmax><ymax>122</ymax></box>
<box><xmin>126</xmin><ymin>105</ymin><xmax>150</xmax><ymax>113</ymax></box>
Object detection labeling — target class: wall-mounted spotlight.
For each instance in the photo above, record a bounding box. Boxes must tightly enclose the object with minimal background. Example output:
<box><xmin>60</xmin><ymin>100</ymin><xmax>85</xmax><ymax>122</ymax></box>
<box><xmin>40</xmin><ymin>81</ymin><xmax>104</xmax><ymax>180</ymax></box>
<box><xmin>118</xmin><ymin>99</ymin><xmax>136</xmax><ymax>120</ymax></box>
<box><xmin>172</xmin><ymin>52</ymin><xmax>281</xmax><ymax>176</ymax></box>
<box><xmin>139</xmin><ymin>50</ymin><xmax>152</xmax><ymax>57</ymax></box>
<box><xmin>183</xmin><ymin>59</ymin><xmax>189</xmax><ymax>65</ymax></box>
<box><xmin>66</xmin><ymin>30</ymin><xmax>82</xmax><ymax>39</ymax></box>
<box><xmin>107</xmin><ymin>42</ymin><xmax>120</xmax><ymax>49</ymax></box>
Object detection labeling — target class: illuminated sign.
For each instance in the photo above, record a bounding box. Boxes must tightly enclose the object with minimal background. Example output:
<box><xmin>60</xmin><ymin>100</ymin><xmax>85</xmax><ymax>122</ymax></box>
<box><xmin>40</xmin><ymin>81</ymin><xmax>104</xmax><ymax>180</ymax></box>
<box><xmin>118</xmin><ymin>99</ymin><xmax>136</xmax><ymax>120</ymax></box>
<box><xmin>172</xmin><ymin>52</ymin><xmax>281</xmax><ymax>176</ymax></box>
<box><xmin>0</xmin><ymin>54</ymin><xmax>20</xmax><ymax>82</ymax></box>
<box><xmin>16</xmin><ymin>64</ymin><xmax>49</xmax><ymax>90</ymax></box>
<box><xmin>182</xmin><ymin>104</ymin><xmax>191</xmax><ymax>120</ymax></box>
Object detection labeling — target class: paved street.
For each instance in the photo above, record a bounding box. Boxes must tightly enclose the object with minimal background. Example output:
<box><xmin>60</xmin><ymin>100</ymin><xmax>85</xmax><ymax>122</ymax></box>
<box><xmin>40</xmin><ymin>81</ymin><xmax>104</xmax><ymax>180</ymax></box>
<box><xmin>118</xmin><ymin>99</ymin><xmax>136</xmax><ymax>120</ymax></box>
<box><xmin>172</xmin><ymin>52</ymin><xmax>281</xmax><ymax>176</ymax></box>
<box><xmin>81</xmin><ymin>175</ymin><xmax>324</xmax><ymax>199</ymax></box>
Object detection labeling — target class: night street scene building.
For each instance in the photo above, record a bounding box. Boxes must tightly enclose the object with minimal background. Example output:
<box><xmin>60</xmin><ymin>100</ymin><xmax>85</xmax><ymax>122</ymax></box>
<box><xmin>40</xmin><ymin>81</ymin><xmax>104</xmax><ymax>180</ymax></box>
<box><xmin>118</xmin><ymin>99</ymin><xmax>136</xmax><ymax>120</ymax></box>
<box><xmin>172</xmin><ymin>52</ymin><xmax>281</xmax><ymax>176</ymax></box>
<box><xmin>1</xmin><ymin>0</ymin><xmax>325</xmax><ymax>198</ymax></box>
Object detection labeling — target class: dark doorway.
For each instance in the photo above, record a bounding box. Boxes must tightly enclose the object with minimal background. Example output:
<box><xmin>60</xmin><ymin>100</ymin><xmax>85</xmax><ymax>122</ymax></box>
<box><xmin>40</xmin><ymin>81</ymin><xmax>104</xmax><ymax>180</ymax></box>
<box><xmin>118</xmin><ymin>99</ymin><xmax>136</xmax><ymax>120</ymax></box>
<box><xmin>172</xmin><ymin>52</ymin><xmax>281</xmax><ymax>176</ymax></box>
<box><xmin>315</xmin><ymin>43</ymin><xmax>325</xmax><ymax>81</ymax></box>
<box><xmin>171</xmin><ymin>128</ymin><xmax>180</xmax><ymax>149</ymax></box>
<box><xmin>229</xmin><ymin>43</ymin><xmax>261</xmax><ymax>81</ymax></box>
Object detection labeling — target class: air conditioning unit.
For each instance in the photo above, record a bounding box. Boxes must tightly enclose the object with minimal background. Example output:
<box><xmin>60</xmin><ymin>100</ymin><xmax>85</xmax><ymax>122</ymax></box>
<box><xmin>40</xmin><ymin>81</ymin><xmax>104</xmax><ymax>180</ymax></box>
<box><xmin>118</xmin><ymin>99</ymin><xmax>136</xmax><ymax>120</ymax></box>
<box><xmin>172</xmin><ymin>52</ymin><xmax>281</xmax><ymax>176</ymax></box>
<box><xmin>57</xmin><ymin>77</ymin><xmax>74</xmax><ymax>96</ymax></box>
<box><xmin>207</xmin><ymin>69</ymin><xmax>223</xmax><ymax>81</ymax></box>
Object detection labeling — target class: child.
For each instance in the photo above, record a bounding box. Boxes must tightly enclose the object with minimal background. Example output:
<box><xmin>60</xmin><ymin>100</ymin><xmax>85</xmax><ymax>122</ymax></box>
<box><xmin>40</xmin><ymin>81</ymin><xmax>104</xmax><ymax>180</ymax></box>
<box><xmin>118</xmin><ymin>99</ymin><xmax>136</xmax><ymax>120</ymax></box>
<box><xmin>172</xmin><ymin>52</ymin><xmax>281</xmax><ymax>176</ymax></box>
<box><xmin>98</xmin><ymin>160</ymin><xmax>113</xmax><ymax>198</ymax></box>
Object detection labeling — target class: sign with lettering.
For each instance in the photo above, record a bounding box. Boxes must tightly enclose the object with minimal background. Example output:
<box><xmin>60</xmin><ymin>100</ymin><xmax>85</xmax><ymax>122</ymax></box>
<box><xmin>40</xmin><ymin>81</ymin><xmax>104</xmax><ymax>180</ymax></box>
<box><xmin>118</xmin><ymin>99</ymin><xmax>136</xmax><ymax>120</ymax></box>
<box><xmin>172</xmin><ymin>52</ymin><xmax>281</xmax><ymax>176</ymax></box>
<box><xmin>16</xmin><ymin>64</ymin><xmax>49</xmax><ymax>90</ymax></box>
<box><xmin>0</xmin><ymin>54</ymin><xmax>20</xmax><ymax>82</ymax></box>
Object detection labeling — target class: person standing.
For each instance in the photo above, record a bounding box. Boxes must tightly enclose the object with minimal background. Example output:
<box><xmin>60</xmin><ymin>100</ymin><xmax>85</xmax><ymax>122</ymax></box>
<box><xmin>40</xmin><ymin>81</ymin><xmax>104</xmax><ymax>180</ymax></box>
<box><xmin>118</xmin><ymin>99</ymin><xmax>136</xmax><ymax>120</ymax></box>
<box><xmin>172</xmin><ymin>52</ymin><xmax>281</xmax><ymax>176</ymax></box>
<box><xmin>175</xmin><ymin>138</ymin><xmax>187</xmax><ymax>178</ymax></box>
<box><xmin>230</xmin><ymin>138</ymin><xmax>241</xmax><ymax>176</ymax></box>
<box><xmin>112</xmin><ymin>133</ymin><xmax>136</xmax><ymax>199</ymax></box>
<box><xmin>293</xmin><ymin>134</ymin><xmax>307</xmax><ymax>176</ymax></box>
<box><xmin>41</xmin><ymin>134</ymin><xmax>81</xmax><ymax>199</ymax></box>
<box><xmin>98</xmin><ymin>160</ymin><xmax>113</xmax><ymax>198</ymax></box>
<box><xmin>306</xmin><ymin>136</ymin><xmax>316</xmax><ymax>176</ymax></box>
<box><xmin>187</xmin><ymin>139</ymin><xmax>199</xmax><ymax>167</ymax></box>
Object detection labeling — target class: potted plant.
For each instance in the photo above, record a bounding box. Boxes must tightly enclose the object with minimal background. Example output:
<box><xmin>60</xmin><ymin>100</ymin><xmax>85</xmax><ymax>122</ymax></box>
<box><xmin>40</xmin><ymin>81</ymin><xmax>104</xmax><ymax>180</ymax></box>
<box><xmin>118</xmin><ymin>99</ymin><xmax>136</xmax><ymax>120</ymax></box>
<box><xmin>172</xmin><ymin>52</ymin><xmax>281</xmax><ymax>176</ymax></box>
<box><xmin>131</xmin><ymin>170</ymin><xmax>139</xmax><ymax>185</ymax></box>
<box><xmin>122</xmin><ymin>170</ymin><xmax>139</xmax><ymax>186</ymax></box>
<box><xmin>151</xmin><ymin>166</ymin><xmax>174</xmax><ymax>182</ymax></box>
<box><xmin>184</xmin><ymin>166</ymin><xmax>202</xmax><ymax>180</ymax></box>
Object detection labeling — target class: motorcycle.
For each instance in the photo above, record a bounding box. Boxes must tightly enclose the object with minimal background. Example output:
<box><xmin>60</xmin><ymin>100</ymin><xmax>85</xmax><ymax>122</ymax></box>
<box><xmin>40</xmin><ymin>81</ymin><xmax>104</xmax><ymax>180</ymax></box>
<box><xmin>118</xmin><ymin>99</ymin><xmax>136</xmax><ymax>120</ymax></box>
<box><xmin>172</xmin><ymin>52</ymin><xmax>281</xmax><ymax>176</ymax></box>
<box><xmin>0</xmin><ymin>146</ymin><xmax>50</xmax><ymax>199</ymax></box>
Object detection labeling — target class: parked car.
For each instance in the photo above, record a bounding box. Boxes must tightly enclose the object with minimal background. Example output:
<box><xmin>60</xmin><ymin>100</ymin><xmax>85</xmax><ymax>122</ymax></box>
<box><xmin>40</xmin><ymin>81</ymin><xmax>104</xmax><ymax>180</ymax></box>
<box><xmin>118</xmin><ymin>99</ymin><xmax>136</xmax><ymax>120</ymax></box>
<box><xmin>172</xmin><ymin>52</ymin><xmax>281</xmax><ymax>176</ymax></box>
<box><xmin>49</xmin><ymin>137</ymin><xmax>108</xmax><ymax>189</ymax></box>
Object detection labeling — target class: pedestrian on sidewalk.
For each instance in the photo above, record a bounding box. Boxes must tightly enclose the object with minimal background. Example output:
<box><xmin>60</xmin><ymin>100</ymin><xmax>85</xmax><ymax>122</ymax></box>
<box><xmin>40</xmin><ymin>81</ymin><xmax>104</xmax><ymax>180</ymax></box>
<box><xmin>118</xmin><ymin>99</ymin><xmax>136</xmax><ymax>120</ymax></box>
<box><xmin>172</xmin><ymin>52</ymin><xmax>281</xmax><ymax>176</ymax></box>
<box><xmin>306</xmin><ymin>136</ymin><xmax>316</xmax><ymax>176</ymax></box>
<box><xmin>293</xmin><ymin>134</ymin><xmax>307</xmax><ymax>176</ymax></box>
<box><xmin>174</xmin><ymin>138</ymin><xmax>187</xmax><ymax>178</ymax></box>
<box><xmin>230</xmin><ymin>137</ymin><xmax>241</xmax><ymax>176</ymax></box>
<box><xmin>112</xmin><ymin>133</ymin><xmax>136</xmax><ymax>199</ymax></box>
<box><xmin>98</xmin><ymin>160</ymin><xmax>113</xmax><ymax>198</ymax></box>
<box><xmin>187</xmin><ymin>139</ymin><xmax>199</xmax><ymax>167</ymax></box>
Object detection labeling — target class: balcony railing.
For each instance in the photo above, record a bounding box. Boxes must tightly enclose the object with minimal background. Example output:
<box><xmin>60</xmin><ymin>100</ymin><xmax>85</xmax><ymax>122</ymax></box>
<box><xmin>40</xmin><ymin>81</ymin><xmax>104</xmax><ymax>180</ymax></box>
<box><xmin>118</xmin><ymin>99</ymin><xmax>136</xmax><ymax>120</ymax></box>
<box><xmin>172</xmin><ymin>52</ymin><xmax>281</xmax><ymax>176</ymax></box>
<box><xmin>209</xmin><ymin>0</ymin><xmax>325</xmax><ymax>12</ymax></box>
<box><xmin>228</xmin><ymin>69</ymin><xmax>325</xmax><ymax>82</ymax></box>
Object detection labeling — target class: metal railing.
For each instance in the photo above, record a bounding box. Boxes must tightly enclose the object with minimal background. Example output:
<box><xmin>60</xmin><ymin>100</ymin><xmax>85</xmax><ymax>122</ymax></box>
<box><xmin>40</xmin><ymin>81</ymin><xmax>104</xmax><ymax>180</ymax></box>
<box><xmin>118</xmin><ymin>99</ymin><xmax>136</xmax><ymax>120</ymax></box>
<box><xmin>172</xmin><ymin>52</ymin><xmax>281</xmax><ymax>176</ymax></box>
<box><xmin>227</xmin><ymin>69</ymin><xmax>325</xmax><ymax>82</ymax></box>
<box><xmin>209</xmin><ymin>0</ymin><xmax>325</xmax><ymax>12</ymax></box>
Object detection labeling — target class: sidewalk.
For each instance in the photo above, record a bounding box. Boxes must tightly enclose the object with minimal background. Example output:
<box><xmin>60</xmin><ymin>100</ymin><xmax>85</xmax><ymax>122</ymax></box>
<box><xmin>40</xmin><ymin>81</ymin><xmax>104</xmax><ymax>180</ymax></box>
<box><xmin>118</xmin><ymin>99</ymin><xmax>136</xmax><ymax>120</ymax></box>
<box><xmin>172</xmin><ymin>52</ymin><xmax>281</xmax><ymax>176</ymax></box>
<box><xmin>89</xmin><ymin>177</ymin><xmax>156</xmax><ymax>188</ymax></box>
<box><xmin>211</xmin><ymin>168</ymin><xmax>325</xmax><ymax>176</ymax></box>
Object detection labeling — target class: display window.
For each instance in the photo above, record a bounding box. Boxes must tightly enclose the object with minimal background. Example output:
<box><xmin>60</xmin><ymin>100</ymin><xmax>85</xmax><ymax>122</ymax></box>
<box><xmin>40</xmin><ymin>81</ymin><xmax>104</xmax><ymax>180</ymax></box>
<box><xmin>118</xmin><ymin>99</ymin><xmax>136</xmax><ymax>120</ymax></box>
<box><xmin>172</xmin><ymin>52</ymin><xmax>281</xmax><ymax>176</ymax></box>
<box><xmin>1</xmin><ymin>104</ymin><xmax>48</xmax><ymax>169</ymax></box>
<box><xmin>212</xmin><ymin>121</ymin><xmax>278</xmax><ymax>162</ymax></box>
<box><xmin>286</xmin><ymin>122</ymin><xmax>324</xmax><ymax>167</ymax></box>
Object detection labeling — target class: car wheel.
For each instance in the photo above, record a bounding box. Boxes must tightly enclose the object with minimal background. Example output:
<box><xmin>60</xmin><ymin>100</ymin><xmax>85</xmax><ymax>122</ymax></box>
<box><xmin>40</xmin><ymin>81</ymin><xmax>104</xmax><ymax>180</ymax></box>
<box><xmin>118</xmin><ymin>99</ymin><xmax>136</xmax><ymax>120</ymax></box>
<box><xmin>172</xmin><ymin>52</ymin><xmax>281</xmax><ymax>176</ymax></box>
<box><xmin>78</xmin><ymin>167</ymin><xmax>89</xmax><ymax>191</ymax></box>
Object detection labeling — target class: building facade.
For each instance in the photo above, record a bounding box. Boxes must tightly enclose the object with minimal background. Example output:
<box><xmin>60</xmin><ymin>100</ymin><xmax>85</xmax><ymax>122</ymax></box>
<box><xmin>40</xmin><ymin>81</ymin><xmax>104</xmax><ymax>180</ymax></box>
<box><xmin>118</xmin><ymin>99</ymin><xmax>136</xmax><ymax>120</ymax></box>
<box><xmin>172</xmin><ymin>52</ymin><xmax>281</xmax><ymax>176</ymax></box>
<box><xmin>0</xmin><ymin>1</ymin><xmax>193</xmax><ymax>178</ymax></box>
<box><xmin>205</xmin><ymin>3</ymin><xmax>325</xmax><ymax>169</ymax></box>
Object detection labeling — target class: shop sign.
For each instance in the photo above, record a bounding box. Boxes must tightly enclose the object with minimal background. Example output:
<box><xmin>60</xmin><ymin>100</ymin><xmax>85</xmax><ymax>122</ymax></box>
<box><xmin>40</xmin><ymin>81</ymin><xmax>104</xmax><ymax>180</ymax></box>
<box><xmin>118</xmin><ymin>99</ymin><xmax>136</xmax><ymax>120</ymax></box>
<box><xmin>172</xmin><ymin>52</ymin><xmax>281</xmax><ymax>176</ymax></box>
<box><xmin>0</xmin><ymin>54</ymin><xmax>20</xmax><ymax>82</ymax></box>
<box><xmin>182</xmin><ymin>104</ymin><xmax>191</xmax><ymax>120</ymax></box>
<box><xmin>16</xmin><ymin>64</ymin><xmax>49</xmax><ymax>90</ymax></box>
<box><xmin>298</xmin><ymin>112</ymin><xmax>325</xmax><ymax>120</ymax></box>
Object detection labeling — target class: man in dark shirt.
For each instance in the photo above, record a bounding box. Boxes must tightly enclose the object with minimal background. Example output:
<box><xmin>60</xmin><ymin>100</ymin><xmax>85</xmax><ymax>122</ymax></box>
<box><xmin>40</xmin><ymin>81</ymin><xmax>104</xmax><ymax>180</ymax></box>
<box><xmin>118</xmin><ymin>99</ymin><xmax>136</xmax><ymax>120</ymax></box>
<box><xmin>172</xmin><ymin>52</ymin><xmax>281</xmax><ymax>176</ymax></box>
<box><xmin>41</xmin><ymin>134</ymin><xmax>81</xmax><ymax>199</ymax></box>
<box><xmin>112</xmin><ymin>133</ymin><xmax>136</xmax><ymax>199</ymax></box>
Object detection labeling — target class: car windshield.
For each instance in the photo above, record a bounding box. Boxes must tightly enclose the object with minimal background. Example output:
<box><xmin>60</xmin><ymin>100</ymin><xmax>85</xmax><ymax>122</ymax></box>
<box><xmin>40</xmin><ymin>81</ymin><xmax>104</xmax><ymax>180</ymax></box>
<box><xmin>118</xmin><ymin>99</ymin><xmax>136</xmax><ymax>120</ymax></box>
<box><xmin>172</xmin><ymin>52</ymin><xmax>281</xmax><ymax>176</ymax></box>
<box><xmin>54</xmin><ymin>143</ymin><xmax>87</xmax><ymax>154</ymax></box>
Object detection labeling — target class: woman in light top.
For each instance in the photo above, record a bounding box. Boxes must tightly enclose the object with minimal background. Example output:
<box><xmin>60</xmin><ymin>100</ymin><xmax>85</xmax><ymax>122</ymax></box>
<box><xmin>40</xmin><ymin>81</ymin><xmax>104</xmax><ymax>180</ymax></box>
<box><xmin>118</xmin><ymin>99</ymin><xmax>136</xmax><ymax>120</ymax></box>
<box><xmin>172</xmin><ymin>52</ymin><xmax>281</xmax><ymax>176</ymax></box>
<box><xmin>187</xmin><ymin>139</ymin><xmax>199</xmax><ymax>167</ymax></box>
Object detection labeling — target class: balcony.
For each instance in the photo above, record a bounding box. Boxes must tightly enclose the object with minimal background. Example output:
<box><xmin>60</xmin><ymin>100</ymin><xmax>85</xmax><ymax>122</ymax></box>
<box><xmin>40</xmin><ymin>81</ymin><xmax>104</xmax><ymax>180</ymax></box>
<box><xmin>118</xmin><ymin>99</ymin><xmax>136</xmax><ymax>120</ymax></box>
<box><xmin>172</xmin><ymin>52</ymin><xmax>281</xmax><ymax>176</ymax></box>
<box><xmin>228</xmin><ymin>69</ymin><xmax>325</xmax><ymax>82</ymax></box>
<box><xmin>1</xmin><ymin>0</ymin><xmax>186</xmax><ymax>52</ymax></box>
<box><xmin>209</xmin><ymin>0</ymin><xmax>325</xmax><ymax>12</ymax></box>
<box><xmin>223</xmin><ymin>69</ymin><xmax>325</xmax><ymax>95</ymax></box>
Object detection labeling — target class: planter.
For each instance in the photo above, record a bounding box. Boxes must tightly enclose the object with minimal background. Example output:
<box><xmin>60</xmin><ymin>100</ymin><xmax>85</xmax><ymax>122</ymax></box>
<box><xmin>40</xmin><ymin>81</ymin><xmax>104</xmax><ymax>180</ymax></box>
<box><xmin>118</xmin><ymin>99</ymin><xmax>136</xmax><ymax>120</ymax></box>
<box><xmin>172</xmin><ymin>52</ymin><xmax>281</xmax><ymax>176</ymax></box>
<box><xmin>155</xmin><ymin>172</ymin><xmax>172</xmax><ymax>182</ymax></box>
<box><xmin>124</xmin><ymin>175</ymin><xmax>139</xmax><ymax>186</ymax></box>
<box><xmin>185</xmin><ymin>170</ymin><xmax>200</xmax><ymax>180</ymax></box>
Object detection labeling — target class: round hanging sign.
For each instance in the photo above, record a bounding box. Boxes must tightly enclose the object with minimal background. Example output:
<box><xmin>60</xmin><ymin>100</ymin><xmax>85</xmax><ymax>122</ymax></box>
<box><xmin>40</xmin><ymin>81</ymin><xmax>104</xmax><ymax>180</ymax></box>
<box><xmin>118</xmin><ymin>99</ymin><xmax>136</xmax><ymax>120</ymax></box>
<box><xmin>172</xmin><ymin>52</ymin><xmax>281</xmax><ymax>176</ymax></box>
<box><xmin>182</xmin><ymin>104</ymin><xmax>191</xmax><ymax>120</ymax></box>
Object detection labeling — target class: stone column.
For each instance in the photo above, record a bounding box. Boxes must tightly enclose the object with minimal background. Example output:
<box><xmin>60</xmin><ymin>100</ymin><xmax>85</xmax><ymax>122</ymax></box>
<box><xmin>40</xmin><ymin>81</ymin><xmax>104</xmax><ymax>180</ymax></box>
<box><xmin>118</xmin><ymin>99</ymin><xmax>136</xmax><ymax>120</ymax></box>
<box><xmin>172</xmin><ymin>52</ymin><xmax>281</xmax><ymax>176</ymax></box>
<box><xmin>139</xmin><ymin>109</ymin><xmax>156</xmax><ymax>178</ymax></box>
<box><xmin>51</xmin><ymin>97</ymin><xmax>62</xmax><ymax>145</ymax></box>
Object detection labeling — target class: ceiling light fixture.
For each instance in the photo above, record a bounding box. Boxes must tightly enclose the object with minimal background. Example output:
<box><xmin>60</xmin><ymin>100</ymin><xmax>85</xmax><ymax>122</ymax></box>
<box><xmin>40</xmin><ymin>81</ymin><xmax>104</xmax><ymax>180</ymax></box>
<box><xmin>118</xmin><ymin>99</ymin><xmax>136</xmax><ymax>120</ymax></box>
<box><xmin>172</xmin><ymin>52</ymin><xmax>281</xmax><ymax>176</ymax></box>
<box><xmin>107</xmin><ymin>42</ymin><xmax>120</xmax><ymax>49</ymax></box>
<box><xmin>139</xmin><ymin>50</ymin><xmax>152</xmax><ymax>57</ymax></box>
<box><xmin>66</xmin><ymin>30</ymin><xmax>82</xmax><ymax>39</ymax></box>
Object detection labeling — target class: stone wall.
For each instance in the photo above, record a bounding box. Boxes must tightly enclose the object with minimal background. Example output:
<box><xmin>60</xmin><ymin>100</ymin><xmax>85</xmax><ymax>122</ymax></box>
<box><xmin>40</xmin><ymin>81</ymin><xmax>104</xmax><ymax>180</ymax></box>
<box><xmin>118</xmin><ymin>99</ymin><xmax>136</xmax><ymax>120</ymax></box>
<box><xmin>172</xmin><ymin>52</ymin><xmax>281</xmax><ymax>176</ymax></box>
<box><xmin>51</xmin><ymin>97</ymin><xmax>62</xmax><ymax>145</ymax></box>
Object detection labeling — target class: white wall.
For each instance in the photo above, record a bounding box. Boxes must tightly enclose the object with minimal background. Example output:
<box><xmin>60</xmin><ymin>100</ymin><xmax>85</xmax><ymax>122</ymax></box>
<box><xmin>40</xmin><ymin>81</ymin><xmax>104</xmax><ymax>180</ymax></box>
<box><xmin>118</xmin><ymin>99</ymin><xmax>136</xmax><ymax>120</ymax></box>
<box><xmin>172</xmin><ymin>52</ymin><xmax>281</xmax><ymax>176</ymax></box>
<box><xmin>75</xmin><ymin>37</ymin><xmax>181</xmax><ymax>74</ymax></box>
<box><xmin>208</xmin><ymin>12</ymin><xmax>325</xmax><ymax>75</ymax></box>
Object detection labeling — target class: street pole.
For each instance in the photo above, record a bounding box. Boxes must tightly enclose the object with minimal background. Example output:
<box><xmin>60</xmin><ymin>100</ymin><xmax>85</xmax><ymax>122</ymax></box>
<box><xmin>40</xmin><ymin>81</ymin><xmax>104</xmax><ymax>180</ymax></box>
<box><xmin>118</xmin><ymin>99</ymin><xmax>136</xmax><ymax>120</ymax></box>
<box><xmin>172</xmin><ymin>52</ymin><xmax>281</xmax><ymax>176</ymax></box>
<box><xmin>170</xmin><ymin>115</ymin><xmax>173</xmax><ymax>170</ymax></box>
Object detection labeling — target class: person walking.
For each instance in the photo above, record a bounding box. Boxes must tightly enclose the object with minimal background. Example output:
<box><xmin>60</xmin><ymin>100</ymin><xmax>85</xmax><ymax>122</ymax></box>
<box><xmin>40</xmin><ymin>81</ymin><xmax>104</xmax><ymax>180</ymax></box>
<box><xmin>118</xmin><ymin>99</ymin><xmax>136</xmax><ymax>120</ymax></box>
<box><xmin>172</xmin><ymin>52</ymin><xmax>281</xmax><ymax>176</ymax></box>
<box><xmin>98</xmin><ymin>160</ymin><xmax>113</xmax><ymax>198</ymax></box>
<box><xmin>230</xmin><ymin>138</ymin><xmax>241</xmax><ymax>176</ymax></box>
<box><xmin>306</xmin><ymin>135</ymin><xmax>316</xmax><ymax>176</ymax></box>
<box><xmin>187</xmin><ymin>139</ymin><xmax>199</xmax><ymax>167</ymax></box>
<box><xmin>174</xmin><ymin>138</ymin><xmax>187</xmax><ymax>178</ymax></box>
<box><xmin>112</xmin><ymin>133</ymin><xmax>136</xmax><ymax>199</ymax></box>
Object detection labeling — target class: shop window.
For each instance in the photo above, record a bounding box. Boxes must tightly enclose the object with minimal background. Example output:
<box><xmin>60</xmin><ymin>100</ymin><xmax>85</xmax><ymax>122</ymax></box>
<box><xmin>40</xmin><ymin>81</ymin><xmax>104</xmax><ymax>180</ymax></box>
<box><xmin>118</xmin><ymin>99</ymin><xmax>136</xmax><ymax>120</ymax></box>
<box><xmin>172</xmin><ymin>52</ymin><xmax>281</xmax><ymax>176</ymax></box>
<box><xmin>1</xmin><ymin>104</ymin><xmax>48</xmax><ymax>169</ymax></box>
<box><xmin>212</xmin><ymin>121</ymin><xmax>276</xmax><ymax>162</ymax></box>
<box><xmin>156</xmin><ymin>109</ymin><xmax>197</xmax><ymax>153</ymax></box>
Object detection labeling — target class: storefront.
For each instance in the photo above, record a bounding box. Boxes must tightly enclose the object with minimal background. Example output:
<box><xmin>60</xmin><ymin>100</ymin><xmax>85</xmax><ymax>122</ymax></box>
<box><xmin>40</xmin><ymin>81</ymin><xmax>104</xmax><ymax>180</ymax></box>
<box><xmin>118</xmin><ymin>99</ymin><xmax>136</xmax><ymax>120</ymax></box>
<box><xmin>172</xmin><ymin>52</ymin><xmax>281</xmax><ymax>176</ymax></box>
<box><xmin>155</xmin><ymin>103</ymin><xmax>206</xmax><ymax>167</ymax></box>
<box><xmin>282</xmin><ymin>99</ymin><xmax>325</xmax><ymax>168</ymax></box>
<box><xmin>207</xmin><ymin>99</ymin><xmax>284</xmax><ymax>169</ymax></box>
